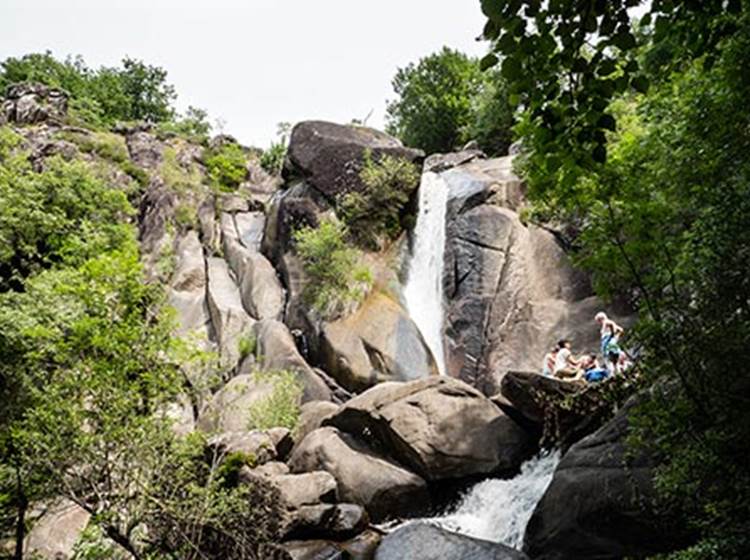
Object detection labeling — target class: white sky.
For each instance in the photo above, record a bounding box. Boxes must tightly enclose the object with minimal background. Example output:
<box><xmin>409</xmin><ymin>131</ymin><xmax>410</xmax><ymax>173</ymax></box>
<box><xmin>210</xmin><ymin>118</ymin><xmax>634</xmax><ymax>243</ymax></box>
<box><xmin>0</xmin><ymin>0</ymin><xmax>489</xmax><ymax>147</ymax></box>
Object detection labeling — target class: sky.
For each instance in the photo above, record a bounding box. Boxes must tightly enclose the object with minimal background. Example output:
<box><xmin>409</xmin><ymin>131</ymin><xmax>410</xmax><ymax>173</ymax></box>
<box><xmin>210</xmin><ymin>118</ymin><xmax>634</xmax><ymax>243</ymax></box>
<box><xmin>0</xmin><ymin>0</ymin><xmax>489</xmax><ymax>147</ymax></box>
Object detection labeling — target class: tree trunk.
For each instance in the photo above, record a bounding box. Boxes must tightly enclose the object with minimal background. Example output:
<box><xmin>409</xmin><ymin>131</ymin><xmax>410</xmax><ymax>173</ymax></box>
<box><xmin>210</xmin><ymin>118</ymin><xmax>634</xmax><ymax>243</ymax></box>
<box><xmin>13</xmin><ymin>492</ymin><xmax>27</xmax><ymax>560</ymax></box>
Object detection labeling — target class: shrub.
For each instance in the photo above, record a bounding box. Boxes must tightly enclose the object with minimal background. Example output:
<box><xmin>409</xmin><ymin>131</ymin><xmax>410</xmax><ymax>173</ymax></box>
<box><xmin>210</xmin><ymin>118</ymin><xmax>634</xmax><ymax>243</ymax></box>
<box><xmin>246</xmin><ymin>370</ymin><xmax>303</xmax><ymax>431</ymax></box>
<box><xmin>293</xmin><ymin>219</ymin><xmax>372</xmax><ymax>317</ymax></box>
<box><xmin>339</xmin><ymin>151</ymin><xmax>420</xmax><ymax>248</ymax></box>
<box><xmin>160</xmin><ymin>146</ymin><xmax>202</xmax><ymax>193</ymax></box>
<box><xmin>156</xmin><ymin>106</ymin><xmax>212</xmax><ymax>144</ymax></box>
<box><xmin>238</xmin><ymin>332</ymin><xmax>257</xmax><ymax>362</ymax></box>
<box><xmin>260</xmin><ymin>141</ymin><xmax>286</xmax><ymax>175</ymax></box>
<box><xmin>204</xmin><ymin>143</ymin><xmax>247</xmax><ymax>192</ymax></box>
<box><xmin>59</xmin><ymin>130</ymin><xmax>129</xmax><ymax>163</ymax></box>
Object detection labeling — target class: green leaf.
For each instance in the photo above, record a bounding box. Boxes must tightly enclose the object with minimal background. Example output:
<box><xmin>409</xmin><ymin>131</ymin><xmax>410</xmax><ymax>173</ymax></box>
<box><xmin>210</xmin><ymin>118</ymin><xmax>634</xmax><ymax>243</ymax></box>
<box><xmin>480</xmin><ymin>53</ymin><xmax>499</xmax><ymax>71</ymax></box>
<box><xmin>501</xmin><ymin>56</ymin><xmax>522</xmax><ymax>80</ymax></box>
<box><xmin>480</xmin><ymin>0</ymin><xmax>504</xmax><ymax>22</ymax></box>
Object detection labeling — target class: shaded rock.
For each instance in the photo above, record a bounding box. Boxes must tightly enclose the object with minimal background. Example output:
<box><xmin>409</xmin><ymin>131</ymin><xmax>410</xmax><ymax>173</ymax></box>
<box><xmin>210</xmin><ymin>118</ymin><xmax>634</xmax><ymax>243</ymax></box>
<box><xmin>254</xmin><ymin>319</ymin><xmax>332</xmax><ymax>402</ymax></box>
<box><xmin>440</xmin><ymin>155</ymin><xmax>632</xmax><ymax>394</ymax></box>
<box><xmin>271</xmin><ymin>471</ymin><xmax>338</xmax><ymax>508</ymax></box>
<box><xmin>137</xmin><ymin>182</ymin><xmax>176</xmax><ymax>280</ymax></box>
<box><xmin>375</xmin><ymin>523</ymin><xmax>528</xmax><ymax>560</ymax></box>
<box><xmin>498</xmin><ymin>371</ymin><xmax>583</xmax><ymax>425</ymax></box>
<box><xmin>3</xmin><ymin>83</ymin><xmax>68</xmax><ymax>124</ymax></box>
<box><xmin>24</xmin><ymin>499</ymin><xmax>90</xmax><ymax>560</ymax></box>
<box><xmin>286</xmin><ymin>503</ymin><xmax>367</xmax><ymax>540</ymax></box>
<box><xmin>523</xmin><ymin>397</ymin><xmax>687</xmax><ymax>559</ymax></box>
<box><xmin>289</xmin><ymin>427</ymin><xmax>429</xmax><ymax>521</ymax></box>
<box><xmin>206</xmin><ymin>257</ymin><xmax>255</xmax><ymax>368</ymax></box>
<box><xmin>320</xmin><ymin>292</ymin><xmax>438</xmax><ymax>392</ymax></box>
<box><xmin>196</xmin><ymin>374</ymin><xmax>275</xmax><ymax>434</ymax></box>
<box><xmin>198</xmin><ymin>196</ymin><xmax>221</xmax><ymax>254</ymax></box>
<box><xmin>327</xmin><ymin>377</ymin><xmax>530</xmax><ymax>480</ymax></box>
<box><xmin>340</xmin><ymin>529</ymin><xmax>382</xmax><ymax>559</ymax></box>
<box><xmin>208</xmin><ymin>430</ymin><xmax>277</xmax><ymax>464</ymax></box>
<box><xmin>294</xmin><ymin>401</ymin><xmax>340</xmax><ymax>448</ymax></box>
<box><xmin>284</xmin><ymin>120</ymin><xmax>423</xmax><ymax>200</ymax></box>
<box><xmin>268</xmin><ymin>426</ymin><xmax>295</xmax><ymax>460</ymax></box>
<box><xmin>283</xmin><ymin>540</ymin><xmax>344</xmax><ymax>560</ymax></box>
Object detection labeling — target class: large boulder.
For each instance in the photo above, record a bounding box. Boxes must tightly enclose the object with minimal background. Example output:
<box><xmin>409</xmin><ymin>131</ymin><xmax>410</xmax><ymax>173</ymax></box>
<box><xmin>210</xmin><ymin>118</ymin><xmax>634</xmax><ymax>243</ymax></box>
<box><xmin>375</xmin><ymin>523</ymin><xmax>528</xmax><ymax>560</ymax></box>
<box><xmin>439</xmin><ymin>155</ymin><xmax>632</xmax><ymax>393</ymax></box>
<box><xmin>284</xmin><ymin>121</ymin><xmax>423</xmax><ymax>200</ymax></box>
<box><xmin>196</xmin><ymin>374</ymin><xmax>275</xmax><ymax>434</ymax></box>
<box><xmin>3</xmin><ymin>83</ymin><xmax>68</xmax><ymax>124</ymax></box>
<box><xmin>326</xmin><ymin>377</ymin><xmax>530</xmax><ymax>480</ymax></box>
<box><xmin>294</xmin><ymin>401</ymin><xmax>340</xmax><ymax>448</ymax></box>
<box><xmin>254</xmin><ymin>319</ymin><xmax>332</xmax><ymax>402</ymax></box>
<box><xmin>523</xmin><ymin>397</ymin><xmax>686</xmax><ymax>559</ymax></box>
<box><xmin>168</xmin><ymin>231</ymin><xmax>213</xmax><ymax>339</ymax></box>
<box><xmin>288</xmin><ymin>427</ymin><xmax>429</xmax><ymax>521</ymax></box>
<box><xmin>319</xmin><ymin>292</ymin><xmax>438</xmax><ymax>392</ymax></box>
<box><xmin>24</xmin><ymin>499</ymin><xmax>90</xmax><ymax>560</ymax></box>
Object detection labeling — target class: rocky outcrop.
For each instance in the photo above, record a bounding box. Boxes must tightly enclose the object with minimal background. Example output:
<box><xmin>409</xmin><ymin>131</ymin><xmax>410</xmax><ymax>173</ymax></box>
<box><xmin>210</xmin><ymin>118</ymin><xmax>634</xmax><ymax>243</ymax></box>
<box><xmin>208</xmin><ymin>430</ymin><xmax>278</xmax><ymax>464</ymax></box>
<box><xmin>3</xmin><ymin>83</ymin><xmax>68</xmax><ymax>125</ymax></box>
<box><xmin>523</xmin><ymin>397</ymin><xmax>685</xmax><ymax>559</ymax></box>
<box><xmin>206</xmin><ymin>257</ymin><xmax>255</xmax><ymax>368</ymax></box>
<box><xmin>254</xmin><ymin>319</ymin><xmax>332</xmax><ymax>402</ymax></box>
<box><xmin>375</xmin><ymin>523</ymin><xmax>528</xmax><ymax>560</ymax></box>
<box><xmin>288</xmin><ymin>427</ymin><xmax>429</xmax><ymax>521</ymax></box>
<box><xmin>284</xmin><ymin>120</ymin><xmax>423</xmax><ymax>200</ymax></box>
<box><xmin>439</xmin><ymin>155</ymin><xmax>632</xmax><ymax>394</ymax></box>
<box><xmin>24</xmin><ymin>499</ymin><xmax>90</xmax><ymax>560</ymax></box>
<box><xmin>196</xmin><ymin>374</ymin><xmax>275</xmax><ymax>433</ymax></box>
<box><xmin>320</xmin><ymin>292</ymin><xmax>438</xmax><ymax>392</ymax></box>
<box><xmin>294</xmin><ymin>401</ymin><xmax>340</xmax><ymax>448</ymax></box>
<box><xmin>326</xmin><ymin>377</ymin><xmax>530</xmax><ymax>480</ymax></box>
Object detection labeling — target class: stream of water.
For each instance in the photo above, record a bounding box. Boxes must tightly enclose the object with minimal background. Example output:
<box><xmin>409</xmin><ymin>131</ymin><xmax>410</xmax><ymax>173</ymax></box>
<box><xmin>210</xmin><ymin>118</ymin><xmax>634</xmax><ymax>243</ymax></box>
<box><xmin>403</xmin><ymin>171</ymin><xmax>449</xmax><ymax>376</ymax></box>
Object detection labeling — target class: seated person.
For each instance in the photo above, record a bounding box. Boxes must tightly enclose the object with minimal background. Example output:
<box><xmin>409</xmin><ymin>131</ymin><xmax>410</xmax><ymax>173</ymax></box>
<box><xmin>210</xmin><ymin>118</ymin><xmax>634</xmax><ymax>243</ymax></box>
<box><xmin>541</xmin><ymin>347</ymin><xmax>558</xmax><ymax>377</ymax></box>
<box><xmin>553</xmin><ymin>339</ymin><xmax>581</xmax><ymax>380</ymax></box>
<box><xmin>580</xmin><ymin>353</ymin><xmax>610</xmax><ymax>383</ymax></box>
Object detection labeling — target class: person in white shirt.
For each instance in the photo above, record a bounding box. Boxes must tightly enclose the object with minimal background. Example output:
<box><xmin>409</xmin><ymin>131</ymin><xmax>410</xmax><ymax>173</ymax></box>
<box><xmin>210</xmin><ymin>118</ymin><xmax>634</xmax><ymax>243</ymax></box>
<box><xmin>541</xmin><ymin>347</ymin><xmax>558</xmax><ymax>377</ymax></box>
<box><xmin>553</xmin><ymin>339</ymin><xmax>581</xmax><ymax>379</ymax></box>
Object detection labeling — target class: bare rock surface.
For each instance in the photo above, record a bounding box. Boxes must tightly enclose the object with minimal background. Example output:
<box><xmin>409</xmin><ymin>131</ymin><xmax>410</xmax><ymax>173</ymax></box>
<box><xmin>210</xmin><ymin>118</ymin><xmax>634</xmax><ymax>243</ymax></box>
<box><xmin>326</xmin><ymin>377</ymin><xmax>529</xmax><ymax>480</ymax></box>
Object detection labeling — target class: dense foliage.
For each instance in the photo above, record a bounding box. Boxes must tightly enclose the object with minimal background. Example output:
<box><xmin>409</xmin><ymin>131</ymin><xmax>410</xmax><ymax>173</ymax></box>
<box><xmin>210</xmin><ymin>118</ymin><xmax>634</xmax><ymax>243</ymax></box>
<box><xmin>204</xmin><ymin>141</ymin><xmax>249</xmax><ymax>192</ymax></box>
<box><xmin>0</xmin><ymin>126</ymin><xmax>281</xmax><ymax>558</ymax></box>
<box><xmin>386</xmin><ymin>47</ymin><xmax>514</xmax><ymax>155</ymax></box>
<box><xmin>339</xmin><ymin>151</ymin><xmax>420</xmax><ymax>249</ymax></box>
<box><xmin>0</xmin><ymin>52</ymin><xmax>179</xmax><ymax>128</ymax></box>
<box><xmin>480</xmin><ymin>1</ymin><xmax>750</xmax><ymax>557</ymax></box>
<box><xmin>293</xmin><ymin>219</ymin><xmax>372</xmax><ymax>319</ymax></box>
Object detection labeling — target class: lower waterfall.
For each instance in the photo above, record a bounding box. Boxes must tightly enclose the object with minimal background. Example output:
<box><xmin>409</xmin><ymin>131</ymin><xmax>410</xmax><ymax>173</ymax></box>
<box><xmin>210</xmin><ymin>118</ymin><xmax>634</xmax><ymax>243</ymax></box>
<box><xmin>393</xmin><ymin>452</ymin><xmax>560</xmax><ymax>550</ymax></box>
<box><xmin>403</xmin><ymin>171</ymin><xmax>449</xmax><ymax>376</ymax></box>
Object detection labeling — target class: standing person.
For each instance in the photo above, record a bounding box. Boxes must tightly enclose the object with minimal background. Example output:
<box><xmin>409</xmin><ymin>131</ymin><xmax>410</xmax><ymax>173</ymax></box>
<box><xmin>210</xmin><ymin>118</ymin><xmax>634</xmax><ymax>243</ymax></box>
<box><xmin>553</xmin><ymin>339</ymin><xmax>581</xmax><ymax>380</ymax></box>
<box><xmin>595</xmin><ymin>312</ymin><xmax>624</xmax><ymax>373</ymax></box>
<box><xmin>541</xmin><ymin>346</ymin><xmax>558</xmax><ymax>377</ymax></box>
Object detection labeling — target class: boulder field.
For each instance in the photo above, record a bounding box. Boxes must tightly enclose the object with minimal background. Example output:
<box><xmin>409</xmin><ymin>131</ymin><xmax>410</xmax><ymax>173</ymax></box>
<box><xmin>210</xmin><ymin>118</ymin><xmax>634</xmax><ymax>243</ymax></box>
<box><xmin>7</xmin><ymin>97</ymin><xmax>661</xmax><ymax>560</ymax></box>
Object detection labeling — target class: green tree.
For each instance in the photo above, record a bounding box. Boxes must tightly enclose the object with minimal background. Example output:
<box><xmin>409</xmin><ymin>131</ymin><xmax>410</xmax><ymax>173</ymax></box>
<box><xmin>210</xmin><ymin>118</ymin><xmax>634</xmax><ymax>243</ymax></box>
<box><xmin>119</xmin><ymin>57</ymin><xmax>176</xmax><ymax>122</ymax></box>
<box><xmin>386</xmin><ymin>47</ymin><xmax>485</xmax><ymax>154</ymax></box>
<box><xmin>480</xmin><ymin>1</ymin><xmax>750</xmax><ymax>556</ymax></box>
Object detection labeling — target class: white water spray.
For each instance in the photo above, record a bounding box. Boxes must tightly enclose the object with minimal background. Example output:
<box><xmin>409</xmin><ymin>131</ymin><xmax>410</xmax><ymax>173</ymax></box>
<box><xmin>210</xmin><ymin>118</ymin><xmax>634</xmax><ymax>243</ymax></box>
<box><xmin>425</xmin><ymin>452</ymin><xmax>560</xmax><ymax>549</ymax></box>
<box><xmin>403</xmin><ymin>171</ymin><xmax>449</xmax><ymax>376</ymax></box>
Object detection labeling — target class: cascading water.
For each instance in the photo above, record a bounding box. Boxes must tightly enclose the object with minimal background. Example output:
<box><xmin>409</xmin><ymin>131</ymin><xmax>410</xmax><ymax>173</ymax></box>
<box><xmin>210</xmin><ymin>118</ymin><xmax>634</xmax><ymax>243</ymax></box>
<box><xmin>391</xmin><ymin>452</ymin><xmax>560</xmax><ymax>550</ymax></box>
<box><xmin>403</xmin><ymin>171</ymin><xmax>449</xmax><ymax>376</ymax></box>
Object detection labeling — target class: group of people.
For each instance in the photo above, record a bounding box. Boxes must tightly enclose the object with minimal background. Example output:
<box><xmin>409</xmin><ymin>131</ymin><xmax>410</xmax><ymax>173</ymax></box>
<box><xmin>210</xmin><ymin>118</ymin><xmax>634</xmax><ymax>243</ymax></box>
<box><xmin>541</xmin><ymin>312</ymin><xmax>631</xmax><ymax>383</ymax></box>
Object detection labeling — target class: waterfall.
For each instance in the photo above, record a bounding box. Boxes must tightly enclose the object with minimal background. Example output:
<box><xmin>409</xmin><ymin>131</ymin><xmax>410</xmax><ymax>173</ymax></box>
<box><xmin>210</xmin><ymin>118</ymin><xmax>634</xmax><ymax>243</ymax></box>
<box><xmin>403</xmin><ymin>171</ymin><xmax>449</xmax><ymax>376</ymax></box>
<box><xmin>425</xmin><ymin>452</ymin><xmax>560</xmax><ymax>549</ymax></box>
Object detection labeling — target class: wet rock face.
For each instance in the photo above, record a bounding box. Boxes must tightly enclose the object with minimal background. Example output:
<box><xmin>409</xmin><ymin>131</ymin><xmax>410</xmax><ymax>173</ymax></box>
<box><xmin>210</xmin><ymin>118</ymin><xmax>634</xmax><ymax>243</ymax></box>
<box><xmin>2</xmin><ymin>83</ymin><xmax>68</xmax><ymax>125</ymax></box>
<box><xmin>375</xmin><ymin>523</ymin><xmax>529</xmax><ymax>560</ymax></box>
<box><xmin>439</xmin><ymin>155</ymin><xmax>630</xmax><ymax>394</ymax></box>
<box><xmin>326</xmin><ymin>376</ymin><xmax>530</xmax><ymax>481</ymax></box>
<box><xmin>284</xmin><ymin>120</ymin><xmax>423</xmax><ymax>200</ymax></box>
<box><xmin>523</xmin><ymin>397</ymin><xmax>688</xmax><ymax>560</ymax></box>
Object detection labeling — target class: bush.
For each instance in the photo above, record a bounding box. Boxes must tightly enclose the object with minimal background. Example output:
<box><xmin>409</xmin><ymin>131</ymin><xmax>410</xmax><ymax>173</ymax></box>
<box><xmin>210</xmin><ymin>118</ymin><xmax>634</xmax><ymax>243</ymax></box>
<box><xmin>293</xmin><ymin>219</ymin><xmax>372</xmax><ymax>317</ymax></box>
<box><xmin>339</xmin><ymin>151</ymin><xmax>420</xmax><ymax>248</ymax></box>
<box><xmin>246</xmin><ymin>370</ymin><xmax>303</xmax><ymax>431</ymax></box>
<box><xmin>0</xmin><ymin>132</ymin><xmax>134</xmax><ymax>290</ymax></box>
<box><xmin>260</xmin><ymin>141</ymin><xmax>286</xmax><ymax>175</ymax></box>
<box><xmin>204</xmin><ymin>143</ymin><xmax>247</xmax><ymax>192</ymax></box>
<box><xmin>157</xmin><ymin>106</ymin><xmax>212</xmax><ymax>144</ymax></box>
<box><xmin>59</xmin><ymin>130</ymin><xmax>129</xmax><ymax>163</ymax></box>
<box><xmin>238</xmin><ymin>332</ymin><xmax>257</xmax><ymax>362</ymax></box>
<box><xmin>160</xmin><ymin>146</ymin><xmax>202</xmax><ymax>192</ymax></box>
